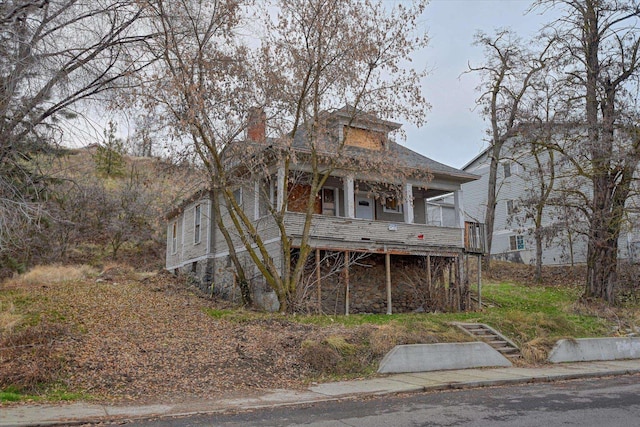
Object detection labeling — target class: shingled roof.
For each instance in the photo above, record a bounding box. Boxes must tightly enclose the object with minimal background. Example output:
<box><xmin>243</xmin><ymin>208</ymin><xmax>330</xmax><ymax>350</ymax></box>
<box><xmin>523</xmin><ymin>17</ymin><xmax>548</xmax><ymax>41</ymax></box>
<box><xmin>288</xmin><ymin>107</ymin><xmax>478</xmax><ymax>183</ymax></box>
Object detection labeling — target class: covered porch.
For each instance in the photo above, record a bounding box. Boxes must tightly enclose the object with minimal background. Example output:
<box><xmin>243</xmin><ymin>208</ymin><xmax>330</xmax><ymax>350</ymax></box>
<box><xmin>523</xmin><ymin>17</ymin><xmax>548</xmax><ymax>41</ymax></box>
<box><xmin>268</xmin><ymin>167</ymin><xmax>468</xmax><ymax>232</ymax></box>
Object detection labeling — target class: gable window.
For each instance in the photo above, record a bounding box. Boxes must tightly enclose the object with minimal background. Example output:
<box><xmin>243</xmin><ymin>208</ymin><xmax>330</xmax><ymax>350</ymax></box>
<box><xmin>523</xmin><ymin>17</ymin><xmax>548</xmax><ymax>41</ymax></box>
<box><xmin>171</xmin><ymin>222</ymin><xmax>177</xmax><ymax>254</ymax></box>
<box><xmin>194</xmin><ymin>204</ymin><xmax>201</xmax><ymax>244</ymax></box>
<box><xmin>509</xmin><ymin>235</ymin><xmax>525</xmax><ymax>251</ymax></box>
<box><xmin>383</xmin><ymin>196</ymin><xmax>403</xmax><ymax>214</ymax></box>
<box><xmin>506</xmin><ymin>199</ymin><xmax>516</xmax><ymax>215</ymax></box>
<box><xmin>344</xmin><ymin>126</ymin><xmax>385</xmax><ymax>150</ymax></box>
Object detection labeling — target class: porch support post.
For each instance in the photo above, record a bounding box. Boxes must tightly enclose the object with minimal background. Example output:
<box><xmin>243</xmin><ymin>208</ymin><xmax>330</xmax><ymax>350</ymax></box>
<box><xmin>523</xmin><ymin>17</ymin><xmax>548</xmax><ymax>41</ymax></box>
<box><xmin>453</xmin><ymin>189</ymin><xmax>465</xmax><ymax>227</ymax></box>
<box><xmin>477</xmin><ymin>255</ymin><xmax>482</xmax><ymax>310</ymax></box>
<box><xmin>276</xmin><ymin>165</ymin><xmax>285</xmax><ymax>212</ymax></box>
<box><xmin>344</xmin><ymin>251</ymin><xmax>350</xmax><ymax>316</ymax></box>
<box><xmin>426</xmin><ymin>254</ymin><xmax>431</xmax><ymax>293</ymax></box>
<box><xmin>403</xmin><ymin>183</ymin><xmax>414</xmax><ymax>224</ymax></box>
<box><xmin>344</xmin><ymin>176</ymin><xmax>355</xmax><ymax>218</ymax></box>
<box><xmin>453</xmin><ymin>189</ymin><xmax>465</xmax><ymax>243</ymax></box>
<box><xmin>316</xmin><ymin>249</ymin><xmax>321</xmax><ymax>314</ymax></box>
<box><xmin>254</xmin><ymin>181</ymin><xmax>260</xmax><ymax>220</ymax></box>
<box><xmin>457</xmin><ymin>257</ymin><xmax>462</xmax><ymax>311</ymax></box>
<box><xmin>386</xmin><ymin>252</ymin><xmax>392</xmax><ymax>315</ymax></box>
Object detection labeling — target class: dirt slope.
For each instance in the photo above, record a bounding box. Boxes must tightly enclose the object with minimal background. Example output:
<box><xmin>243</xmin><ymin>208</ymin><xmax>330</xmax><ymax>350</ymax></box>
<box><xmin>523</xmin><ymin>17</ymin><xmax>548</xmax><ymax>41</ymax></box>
<box><xmin>1</xmin><ymin>268</ymin><xmax>335</xmax><ymax>403</ymax></box>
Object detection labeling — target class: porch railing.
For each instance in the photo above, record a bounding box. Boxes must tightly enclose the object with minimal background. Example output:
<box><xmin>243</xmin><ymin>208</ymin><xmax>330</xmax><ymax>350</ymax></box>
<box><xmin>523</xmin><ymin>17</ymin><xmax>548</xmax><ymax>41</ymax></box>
<box><xmin>464</xmin><ymin>221</ymin><xmax>486</xmax><ymax>254</ymax></box>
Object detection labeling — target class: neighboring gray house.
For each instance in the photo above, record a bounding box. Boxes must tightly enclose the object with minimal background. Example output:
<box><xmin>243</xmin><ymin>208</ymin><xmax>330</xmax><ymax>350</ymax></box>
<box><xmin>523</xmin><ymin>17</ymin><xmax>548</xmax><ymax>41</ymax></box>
<box><xmin>166</xmin><ymin>107</ymin><xmax>484</xmax><ymax>312</ymax></box>
<box><xmin>436</xmin><ymin>136</ymin><xmax>640</xmax><ymax>266</ymax></box>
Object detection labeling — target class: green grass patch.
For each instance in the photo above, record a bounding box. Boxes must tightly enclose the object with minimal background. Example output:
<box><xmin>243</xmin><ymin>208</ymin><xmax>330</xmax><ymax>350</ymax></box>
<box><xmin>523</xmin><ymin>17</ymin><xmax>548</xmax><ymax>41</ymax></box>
<box><xmin>295</xmin><ymin>281</ymin><xmax>617</xmax><ymax>351</ymax></box>
<box><xmin>0</xmin><ymin>386</ymin><xmax>29</xmax><ymax>403</ymax></box>
<box><xmin>0</xmin><ymin>385</ymin><xmax>89</xmax><ymax>403</ymax></box>
<box><xmin>202</xmin><ymin>307</ymin><xmax>269</xmax><ymax>323</ymax></box>
<box><xmin>202</xmin><ymin>308</ymin><xmax>236</xmax><ymax>319</ymax></box>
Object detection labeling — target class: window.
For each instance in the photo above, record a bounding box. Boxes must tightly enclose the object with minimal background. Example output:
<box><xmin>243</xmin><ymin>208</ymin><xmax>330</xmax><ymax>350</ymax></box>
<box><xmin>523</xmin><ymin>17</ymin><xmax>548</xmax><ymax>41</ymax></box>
<box><xmin>194</xmin><ymin>204</ymin><xmax>201</xmax><ymax>244</ymax></box>
<box><xmin>503</xmin><ymin>162</ymin><xmax>511</xmax><ymax>178</ymax></box>
<box><xmin>321</xmin><ymin>188</ymin><xmax>336</xmax><ymax>216</ymax></box>
<box><xmin>426</xmin><ymin>203</ymin><xmax>443</xmax><ymax>226</ymax></box>
<box><xmin>233</xmin><ymin>188</ymin><xmax>243</xmax><ymax>206</ymax></box>
<box><xmin>383</xmin><ymin>196</ymin><xmax>403</xmax><ymax>214</ymax></box>
<box><xmin>171</xmin><ymin>222</ymin><xmax>177</xmax><ymax>254</ymax></box>
<box><xmin>503</xmin><ymin>162</ymin><xmax>521</xmax><ymax>178</ymax></box>
<box><xmin>509</xmin><ymin>235</ymin><xmax>525</xmax><ymax>251</ymax></box>
<box><xmin>506</xmin><ymin>200</ymin><xmax>516</xmax><ymax>215</ymax></box>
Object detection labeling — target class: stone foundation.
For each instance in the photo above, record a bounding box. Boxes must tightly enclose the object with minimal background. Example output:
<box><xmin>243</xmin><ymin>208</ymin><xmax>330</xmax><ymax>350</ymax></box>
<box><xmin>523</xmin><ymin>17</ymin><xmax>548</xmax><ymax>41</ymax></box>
<box><xmin>309</xmin><ymin>253</ymin><xmax>460</xmax><ymax>315</ymax></box>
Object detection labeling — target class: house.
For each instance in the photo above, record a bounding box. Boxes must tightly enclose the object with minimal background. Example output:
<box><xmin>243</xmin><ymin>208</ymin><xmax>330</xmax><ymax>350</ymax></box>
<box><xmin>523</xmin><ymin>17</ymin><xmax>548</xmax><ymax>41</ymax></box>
<box><xmin>165</xmin><ymin>107</ymin><xmax>484</xmax><ymax>312</ymax></box>
<box><xmin>442</xmin><ymin>135</ymin><xmax>640</xmax><ymax>266</ymax></box>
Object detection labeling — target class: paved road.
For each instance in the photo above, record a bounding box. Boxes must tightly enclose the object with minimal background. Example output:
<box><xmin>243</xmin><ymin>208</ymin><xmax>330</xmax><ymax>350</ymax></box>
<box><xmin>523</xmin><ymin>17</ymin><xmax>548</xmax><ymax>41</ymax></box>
<box><xmin>111</xmin><ymin>374</ymin><xmax>640</xmax><ymax>426</ymax></box>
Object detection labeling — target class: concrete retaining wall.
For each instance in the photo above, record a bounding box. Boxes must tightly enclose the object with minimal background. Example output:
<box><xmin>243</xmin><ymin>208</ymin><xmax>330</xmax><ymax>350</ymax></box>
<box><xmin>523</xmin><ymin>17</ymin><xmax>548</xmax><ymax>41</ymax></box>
<box><xmin>377</xmin><ymin>342</ymin><xmax>512</xmax><ymax>374</ymax></box>
<box><xmin>548</xmin><ymin>337</ymin><xmax>640</xmax><ymax>363</ymax></box>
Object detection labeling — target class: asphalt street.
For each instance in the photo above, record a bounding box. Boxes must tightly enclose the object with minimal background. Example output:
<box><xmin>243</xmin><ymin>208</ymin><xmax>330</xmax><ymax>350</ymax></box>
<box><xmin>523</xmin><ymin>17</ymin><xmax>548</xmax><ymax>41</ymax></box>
<box><xmin>109</xmin><ymin>374</ymin><xmax>640</xmax><ymax>427</ymax></box>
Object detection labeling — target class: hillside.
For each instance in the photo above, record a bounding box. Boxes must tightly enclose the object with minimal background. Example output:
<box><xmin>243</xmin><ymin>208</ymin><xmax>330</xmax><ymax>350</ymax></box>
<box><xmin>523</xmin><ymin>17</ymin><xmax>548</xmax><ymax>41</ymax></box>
<box><xmin>2</xmin><ymin>265</ymin><xmax>454</xmax><ymax>403</ymax></box>
<box><xmin>0</xmin><ymin>147</ymin><xmax>205</xmax><ymax>279</ymax></box>
<box><xmin>2</xmin><ymin>263</ymin><xmax>638</xmax><ymax>405</ymax></box>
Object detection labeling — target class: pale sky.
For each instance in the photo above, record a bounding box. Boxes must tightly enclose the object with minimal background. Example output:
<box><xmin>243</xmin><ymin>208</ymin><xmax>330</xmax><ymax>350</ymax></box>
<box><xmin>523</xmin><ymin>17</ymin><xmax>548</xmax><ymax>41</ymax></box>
<box><xmin>76</xmin><ymin>0</ymin><xmax>553</xmax><ymax>169</ymax></box>
<box><xmin>405</xmin><ymin>0</ymin><xmax>551</xmax><ymax>168</ymax></box>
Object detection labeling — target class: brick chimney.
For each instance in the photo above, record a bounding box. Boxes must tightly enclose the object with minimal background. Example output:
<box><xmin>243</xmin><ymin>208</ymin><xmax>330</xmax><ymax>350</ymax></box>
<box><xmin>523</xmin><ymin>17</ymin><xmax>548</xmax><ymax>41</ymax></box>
<box><xmin>247</xmin><ymin>107</ymin><xmax>266</xmax><ymax>142</ymax></box>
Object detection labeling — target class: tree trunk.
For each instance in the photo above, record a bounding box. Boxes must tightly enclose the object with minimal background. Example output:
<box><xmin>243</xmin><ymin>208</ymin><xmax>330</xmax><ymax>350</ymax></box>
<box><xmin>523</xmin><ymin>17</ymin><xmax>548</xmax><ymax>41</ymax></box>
<box><xmin>482</xmin><ymin>147</ymin><xmax>500</xmax><ymax>271</ymax></box>
<box><xmin>583</xmin><ymin>1</ymin><xmax>617</xmax><ymax>304</ymax></box>
<box><xmin>534</xmin><ymin>229</ymin><xmax>543</xmax><ymax>283</ymax></box>
<box><xmin>585</xmin><ymin>207</ymin><xmax>618</xmax><ymax>303</ymax></box>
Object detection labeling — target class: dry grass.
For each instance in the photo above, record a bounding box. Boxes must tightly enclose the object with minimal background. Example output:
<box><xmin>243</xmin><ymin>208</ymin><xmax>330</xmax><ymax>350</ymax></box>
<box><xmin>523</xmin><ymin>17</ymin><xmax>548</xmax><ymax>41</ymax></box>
<box><xmin>368</xmin><ymin>323</ymin><xmax>468</xmax><ymax>358</ymax></box>
<box><xmin>4</xmin><ymin>265</ymin><xmax>97</xmax><ymax>287</ymax></box>
<box><xmin>570</xmin><ymin>299</ymin><xmax>639</xmax><ymax>336</ymax></box>
<box><xmin>0</xmin><ymin>303</ymin><xmax>22</xmax><ymax>333</ymax></box>
<box><xmin>520</xmin><ymin>337</ymin><xmax>557</xmax><ymax>364</ymax></box>
<box><xmin>323</xmin><ymin>335</ymin><xmax>357</xmax><ymax>355</ymax></box>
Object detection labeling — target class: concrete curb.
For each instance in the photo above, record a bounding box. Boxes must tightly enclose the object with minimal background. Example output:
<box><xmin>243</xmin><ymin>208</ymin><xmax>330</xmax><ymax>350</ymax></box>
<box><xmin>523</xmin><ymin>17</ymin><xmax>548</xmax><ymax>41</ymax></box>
<box><xmin>548</xmin><ymin>337</ymin><xmax>640</xmax><ymax>363</ymax></box>
<box><xmin>2</xmin><ymin>360</ymin><xmax>640</xmax><ymax>427</ymax></box>
<box><xmin>377</xmin><ymin>342</ymin><xmax>512</xmax><ymax>374</ymax></box>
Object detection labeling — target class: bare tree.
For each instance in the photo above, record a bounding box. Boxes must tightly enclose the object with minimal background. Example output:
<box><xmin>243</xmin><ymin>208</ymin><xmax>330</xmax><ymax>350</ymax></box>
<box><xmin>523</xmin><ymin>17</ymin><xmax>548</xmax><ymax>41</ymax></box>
<box><xmin>0</xmin><ymin>0</ymin><xmax>152</xmax><ymax>265</ymax></box>
<box><xmin>468</xmin><ymin>29</ymin><xmax>551</xmax><ymax>271</ymax></box>
<box><xmin>142</xmin><ymin>0</ymin><xmax>429</xmax><ymax>312</ymax></box>
<box><xmin>538</xmin><ymin>0</ymin><xmax>640</xmax><ymax>302</ymax></box>
<box><xmin>509</xmin><ymin>72</ymin><xmax>577</xmax><ymax>281</ymax></box>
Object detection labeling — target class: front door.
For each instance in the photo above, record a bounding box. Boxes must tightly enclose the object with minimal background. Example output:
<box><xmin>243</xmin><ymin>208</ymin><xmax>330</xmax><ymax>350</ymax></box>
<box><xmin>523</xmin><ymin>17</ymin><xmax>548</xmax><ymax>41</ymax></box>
<box><xmin>321</xmin><ymin>188</ymin><xmax>336</xmax><ymax>216</ymax></box>
<box><xmin>355</xmin><ymin>195</ymin><xmax>374</xmax><ymax>220</ymax></box>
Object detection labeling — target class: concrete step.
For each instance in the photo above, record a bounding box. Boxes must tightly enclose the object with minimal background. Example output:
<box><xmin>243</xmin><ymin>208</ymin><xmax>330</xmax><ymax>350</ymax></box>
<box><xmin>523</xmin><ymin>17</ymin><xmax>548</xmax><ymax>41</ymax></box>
<box><xmin>495</xmin><ymin>346</ymin><xmax>519</xmax><ymax>353</ymax></box>
<box><xmin>452</xmin><ymin>322</ymin><xmax>521</xmax><ymax>359</ymax></box>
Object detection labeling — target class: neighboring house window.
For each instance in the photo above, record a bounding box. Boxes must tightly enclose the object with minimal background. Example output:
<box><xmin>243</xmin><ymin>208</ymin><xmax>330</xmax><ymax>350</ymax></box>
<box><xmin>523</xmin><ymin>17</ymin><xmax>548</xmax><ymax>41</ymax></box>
<box><xmin>233</xmin><ymin>188</ymin><xmax>243</xmax><ymax>206</ymax></box>
<box><xmin>503</xmin><ymin>162</ymin><xmax>512</xmax><ymax>178</ymax></box>
<box><xmin>383</xmin><ymin>196</ymin><xmax>403</xmax><ymax>214</ymax></box>
<box><xmin>509</xmin><ymin>235</ymin><xmax>525</xmax><ymax>251</ymax></box>
<box><xmin>171</xmin><ymin>222</ymin><xmax>177</xmax><ymax>254</ymax></box>
<box><xmin>506</xmin><ymin>200</ymin><xmax>516</xmax><ymax>215</ymax></box>
<box><xmin>503</xmin><ymin>162</ymin><xmax>520</xmax><ymax>178</ymax></box>
<box><xmin>194</xmin><ymin>204</ymin><xmax>201</xmax><ymax>244</ymax></box>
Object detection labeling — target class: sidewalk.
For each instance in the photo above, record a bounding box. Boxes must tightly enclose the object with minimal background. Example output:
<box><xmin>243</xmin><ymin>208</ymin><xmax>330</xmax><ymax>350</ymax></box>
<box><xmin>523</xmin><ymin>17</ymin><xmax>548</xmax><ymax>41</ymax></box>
<box><xmin>2</xmin><ymin>359</ymin><xmax>640</xmax><ymax>427</ymax></box>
